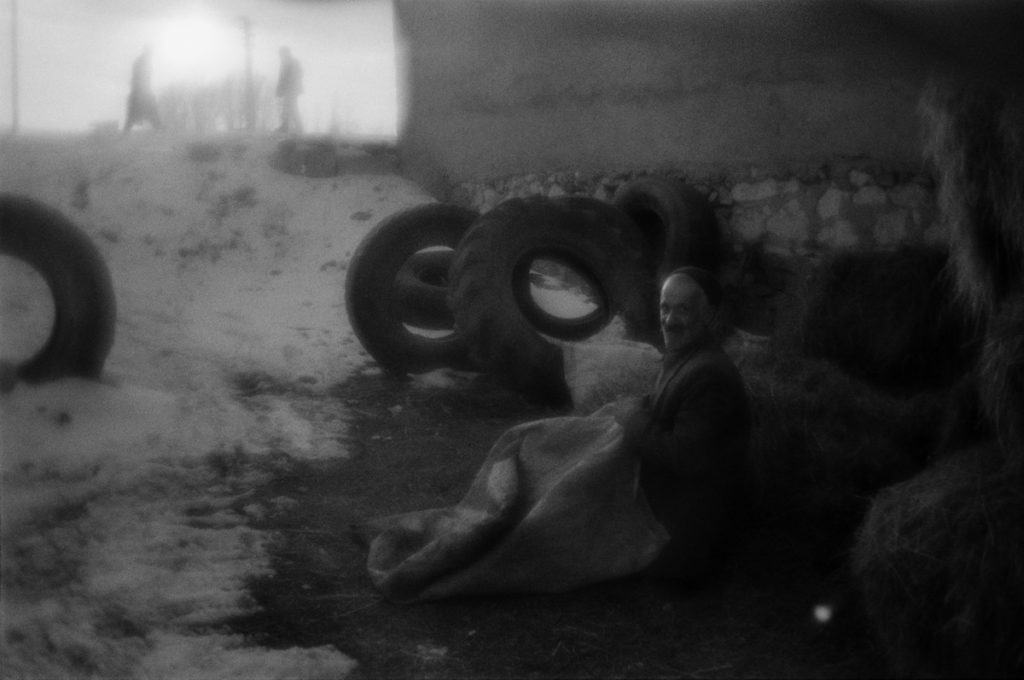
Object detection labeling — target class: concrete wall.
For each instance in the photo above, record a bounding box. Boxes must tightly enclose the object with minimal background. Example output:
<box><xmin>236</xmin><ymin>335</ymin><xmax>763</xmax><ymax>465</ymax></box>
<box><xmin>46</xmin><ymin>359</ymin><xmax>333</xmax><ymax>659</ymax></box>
<box><xmin>394</xmin><ymin>0</ymin><xmax>939</xmax><ymax>186</ymax></box>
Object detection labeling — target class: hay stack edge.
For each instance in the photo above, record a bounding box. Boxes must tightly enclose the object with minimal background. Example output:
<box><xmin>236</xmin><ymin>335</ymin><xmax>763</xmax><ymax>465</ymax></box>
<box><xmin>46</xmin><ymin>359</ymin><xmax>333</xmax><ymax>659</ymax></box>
<box><xmin>851</xmin><ymin>73</ymin><xmax>1024</xmax><ymax>677</ymax></box>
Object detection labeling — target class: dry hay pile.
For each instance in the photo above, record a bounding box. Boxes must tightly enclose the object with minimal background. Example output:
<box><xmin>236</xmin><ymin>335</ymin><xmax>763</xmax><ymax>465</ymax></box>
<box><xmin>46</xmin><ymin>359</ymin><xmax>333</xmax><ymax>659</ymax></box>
<box><xmin>558</xmin><ymin>331</ymin><xmax>946</xmax><ymax>567</ymax></box>
<box><xmin>850</xmin><ymin>72</ymin><xmax>1024</xmax><ymax>675</ymax></box>
<box><xmin>852</xmin><ymin>448</ymin><xmax>1024</xmax><ymax>677</ymax></box>
<box><xmin>920</xmin><ymin>77</ymin><xmax>1024</xmax><ymax>466</ymax></box>
<box><xmin>734</xmin><ymin>347</ymin><xmax>945</xmax><ymax>561</ymax></box>
<box><xmin>975</xmin><ymin>293</ymin><xmax>1024</xmax><ymax>457</ymax></box>
<box><xmin>797</xmin><ymin>247</ymin><xmax>977</xmax><ymax>394</ymax></box>
<box><xmin>921</xmin><ymin>79</ymin><xmax>1024</xmax><ymax>319</ymax></box>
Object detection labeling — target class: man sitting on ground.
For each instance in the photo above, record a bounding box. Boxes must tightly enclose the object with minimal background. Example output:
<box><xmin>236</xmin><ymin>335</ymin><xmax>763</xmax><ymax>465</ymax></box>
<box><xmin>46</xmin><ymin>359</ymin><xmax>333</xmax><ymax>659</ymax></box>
<box><xmin>358</xmin><ymin>267</ymin><xmax>751</xmax><ymax>601</ymax></box>
<box><xmin>623</xmin><ymin>267</ymin><xmax>752</xmax><ymax>580</ymax></box>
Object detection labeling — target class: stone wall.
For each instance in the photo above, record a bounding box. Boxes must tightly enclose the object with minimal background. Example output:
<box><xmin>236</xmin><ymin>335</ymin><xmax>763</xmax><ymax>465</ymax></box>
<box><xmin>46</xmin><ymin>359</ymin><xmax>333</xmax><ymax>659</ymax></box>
<box><xmin>450</xmin><ymin>158</ymin><xmax>942</xmax><ymax>336</ymax></box>
<box><xmin>452</xmin><ymin>158</ymin><xmax>941</xmax><ymax>259</ymax></box>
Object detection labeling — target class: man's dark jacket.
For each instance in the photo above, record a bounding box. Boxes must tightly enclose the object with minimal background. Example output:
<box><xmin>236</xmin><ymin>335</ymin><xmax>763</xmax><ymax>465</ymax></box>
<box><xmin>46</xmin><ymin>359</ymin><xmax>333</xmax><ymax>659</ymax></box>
<box><xmin>623</xmin><ymin>342</ymin><xmax>751</xmax><ymax>579</ymax></box>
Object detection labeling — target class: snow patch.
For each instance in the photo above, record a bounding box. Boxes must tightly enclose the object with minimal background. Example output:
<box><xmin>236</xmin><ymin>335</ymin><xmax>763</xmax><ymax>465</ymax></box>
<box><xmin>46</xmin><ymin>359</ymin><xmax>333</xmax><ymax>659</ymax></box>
<box><xmin>0</xmin><ymin>134</ymin><xmax>432</xmax><ymax>679</ymax></box>
<box><xmin>410</xmin><ymin>368</ymin><xmax>480</xmax><ymax>391</ymax></box>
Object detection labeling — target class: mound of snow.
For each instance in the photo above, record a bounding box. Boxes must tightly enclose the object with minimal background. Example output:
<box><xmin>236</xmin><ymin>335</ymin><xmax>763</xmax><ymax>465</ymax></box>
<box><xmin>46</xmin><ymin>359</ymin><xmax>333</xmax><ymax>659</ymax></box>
<box><xmin>1</xmin><ymin>133</ymin><xmax>435</xmax><ymax>679</ymax></box>
<box><xmin>1</xmin><ymin>377</ymin><xmax>358</xmax><ymax>678</ymax></box>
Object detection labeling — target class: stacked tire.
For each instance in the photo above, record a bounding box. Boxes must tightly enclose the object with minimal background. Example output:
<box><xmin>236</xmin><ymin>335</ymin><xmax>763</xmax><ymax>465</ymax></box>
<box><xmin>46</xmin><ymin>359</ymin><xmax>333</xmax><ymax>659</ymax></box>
<box><xmin>448</xmin><ymin>196</ymin><xmax>656</xmax><ymax>404</ymax></box>
<box><xmin>611</xmin><ymin>175</ymin><xmax>720</xmax><ymax>278</ymax></box>
<box><xmin>343</xmin><ymin>178</ymin><xmax>720</xmax><ymax>405</ymax></box>
<box><xmin>345</xmin><ymin>203</ymin><xmax>478</xmax><ymax>375</ymax></box>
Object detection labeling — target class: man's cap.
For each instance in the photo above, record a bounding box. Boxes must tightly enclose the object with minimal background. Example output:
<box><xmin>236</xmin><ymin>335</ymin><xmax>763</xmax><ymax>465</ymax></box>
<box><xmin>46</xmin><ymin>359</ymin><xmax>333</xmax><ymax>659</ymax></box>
<box><xmin>664</xmin><ymin>266</ymin><xmax>722</xmax><ymax>309</ymax></box>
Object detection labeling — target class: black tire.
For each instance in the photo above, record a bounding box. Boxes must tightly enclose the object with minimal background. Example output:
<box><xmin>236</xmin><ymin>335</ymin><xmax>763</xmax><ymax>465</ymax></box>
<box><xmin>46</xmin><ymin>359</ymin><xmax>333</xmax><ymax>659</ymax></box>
<box><xmin>393</xmin><ymin>249</ymin><xmax>454</xmax><ymax>330</ymax></box>
<box><xmin>345</xmin><ymin>203</ymin><xmax>478</xmax><ymax>374</ymax></box>
<box><xmin>612</xmin><ymin>176</ymin><xmax>720</xmax><ymax>279</ymax></box>
<box><xmin>449</xmin><ymin>196</ymin><xmax>655</xmax><ymax>405</ymax></box>
<box><xmin>0</xmin><ymin>194</ymin><xmax>116</xmax><ymax>384</ymax></box>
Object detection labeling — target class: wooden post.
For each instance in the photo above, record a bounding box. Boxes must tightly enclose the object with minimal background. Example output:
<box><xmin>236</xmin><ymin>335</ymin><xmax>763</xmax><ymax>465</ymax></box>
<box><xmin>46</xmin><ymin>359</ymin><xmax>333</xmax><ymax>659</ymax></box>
<box><xmin>240</xmin><ymin>16</ymin><xmax>254</xmax><ymax>131</ymax></box>
<box><xmin>11</xmin><ymin>0</ymin><xmax>19</xmax><ymax>133</ymax></box>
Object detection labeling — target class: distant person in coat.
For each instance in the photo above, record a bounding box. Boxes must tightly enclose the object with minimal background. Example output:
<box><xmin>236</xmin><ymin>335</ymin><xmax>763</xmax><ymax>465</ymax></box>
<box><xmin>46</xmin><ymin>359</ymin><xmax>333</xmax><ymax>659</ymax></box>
<box><xmin>621</xmin><ymin>267</ymin><xmax>752</xmax><ymax>580</ymax></box>
<box><xmin>123</xmin><ymin>46</ymin><xmax>162</xmax><ymax>133</ymax></box>
<box><xmin>276</xmin><ymin>46</ymin><xmax>303</xmax><ymax>133</ymax></box>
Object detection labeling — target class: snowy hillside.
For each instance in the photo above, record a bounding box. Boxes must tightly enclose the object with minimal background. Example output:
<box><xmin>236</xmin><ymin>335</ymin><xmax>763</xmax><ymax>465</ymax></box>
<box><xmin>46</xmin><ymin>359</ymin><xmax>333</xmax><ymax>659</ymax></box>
<box><xmin>0</xmin><ymin>132</ymin><xmax>434</xmax><ymax>678</ymax></box>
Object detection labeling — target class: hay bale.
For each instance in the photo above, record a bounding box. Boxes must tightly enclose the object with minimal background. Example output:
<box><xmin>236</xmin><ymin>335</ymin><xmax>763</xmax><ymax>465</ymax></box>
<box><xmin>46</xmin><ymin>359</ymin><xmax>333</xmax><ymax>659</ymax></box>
<box><xmin>561</xmin><ymin>336</ymin><xmax>661</xmax><ymax>415</ymax></box>
<box><xmin>798</xmin><ymin>247</ymin><xmax>977</xmax><ymax>393</ymax></box>
<box><xmin>852</xmin><ymin>448</ymin><xmax>1024</xmax><ymax>677</ymax></box>
<box><xmin>724</xmin><ymin>245</ymin><xmax>817</xmax><ymax>340</ymax></box>
<box><xmin>919</xmin><ymin>77</ymin><xmax>1024</xmax><ymax>318</ymax></box>
<box><xmin>736</xmin><ymin>346</ymin><xmax>944</xmax><ymax>558</ymax></box>
<box><xmin>920</xmin><ymin>76</ymin><xmax>1024</xmax><ymax>465</ymax></box>
<box><xmin>845</xmin><ymin>79</ymin><xmax>1024</xmax><ymax>673</ymax></box>
<box><xmin>976</xmin><ymin>292</ymin><xmax>1024</xmax><ymax>462</ymax></box>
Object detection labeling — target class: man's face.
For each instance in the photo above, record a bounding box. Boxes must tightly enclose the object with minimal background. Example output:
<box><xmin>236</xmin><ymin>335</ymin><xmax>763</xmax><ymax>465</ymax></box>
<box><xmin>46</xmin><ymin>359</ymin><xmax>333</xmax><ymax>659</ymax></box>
<box><xmin>660</xmin><ymin>274</ymin><xmax>712</xmax><ymax>352</ymax></box>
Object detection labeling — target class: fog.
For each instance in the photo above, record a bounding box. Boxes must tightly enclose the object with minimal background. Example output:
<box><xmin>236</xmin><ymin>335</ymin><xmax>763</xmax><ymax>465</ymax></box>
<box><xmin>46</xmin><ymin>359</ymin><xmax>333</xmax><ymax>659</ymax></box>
<box><xmin>0</xmin><ymin>0</ymin><xmax>399</xmax><ymax>137</ymax></box>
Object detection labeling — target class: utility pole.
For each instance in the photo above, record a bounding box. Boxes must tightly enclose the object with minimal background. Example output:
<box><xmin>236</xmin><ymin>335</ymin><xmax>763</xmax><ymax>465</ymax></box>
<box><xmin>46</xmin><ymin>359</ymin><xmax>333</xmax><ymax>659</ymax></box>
<box><xmin>239</xmin><ymin>16</ymin><xmax>254</xmax><ymax>131</ymax></box>
<box><xmin>11</xmin><ymin>0</ymin><xmax>19</xmax><ymax>133</ymax></box>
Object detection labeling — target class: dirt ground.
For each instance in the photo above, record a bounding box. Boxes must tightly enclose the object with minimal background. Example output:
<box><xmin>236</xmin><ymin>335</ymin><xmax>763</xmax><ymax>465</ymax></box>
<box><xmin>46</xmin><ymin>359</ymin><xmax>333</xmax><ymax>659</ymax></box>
<box><xmin>227</xmin><ymin>369</ymin><xmax>885</xmax><ymax>679</ymax></box>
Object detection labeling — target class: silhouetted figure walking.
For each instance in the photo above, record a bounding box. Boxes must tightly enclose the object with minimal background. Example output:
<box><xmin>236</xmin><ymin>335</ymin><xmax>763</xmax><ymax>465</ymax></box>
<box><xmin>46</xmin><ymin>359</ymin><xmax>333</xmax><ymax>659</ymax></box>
<box><xmin>276</xmin><ymin>46</ymin><xmax>303</xmax><ymax>133</ymax></box>
<box><xmin>123</xmin><ymin>46</ymin><xmax>162</xmax><ymax>133</ymax></box>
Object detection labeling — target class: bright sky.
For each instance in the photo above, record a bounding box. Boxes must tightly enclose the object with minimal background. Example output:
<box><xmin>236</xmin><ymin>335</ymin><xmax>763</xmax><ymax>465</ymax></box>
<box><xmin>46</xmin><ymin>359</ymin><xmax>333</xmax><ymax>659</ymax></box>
<box><xmin>0</xmin><ymin>0</ymin><xmax>399</xmax><ymax>137</ymax></box>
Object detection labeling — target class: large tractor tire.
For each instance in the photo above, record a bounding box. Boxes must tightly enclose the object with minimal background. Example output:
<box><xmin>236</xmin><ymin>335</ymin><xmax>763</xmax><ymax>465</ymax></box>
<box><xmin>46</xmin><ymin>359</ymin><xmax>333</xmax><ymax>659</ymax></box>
<box><xmin>391</xmin><ymin>248</ymin><xmax>455</xmax><ymax>330</ymax></box>
<box><xmin>0</xmin><ymin>194</ymin><xmax>117</xmax><ymax>387</ymax></box>
<box><xmin>612</xmin><ymin>176</ymin><xmax>721</xmax><ymax>279</ymax></box>
<box><xmin>345</xmin><ymin>203</ymin><xmax>478</xmax><ymax>374</ymax></box>
<box><xmin>449</xmin><ymin>196</ymin><xmax>655</xmax><ymax>405</ymax></box>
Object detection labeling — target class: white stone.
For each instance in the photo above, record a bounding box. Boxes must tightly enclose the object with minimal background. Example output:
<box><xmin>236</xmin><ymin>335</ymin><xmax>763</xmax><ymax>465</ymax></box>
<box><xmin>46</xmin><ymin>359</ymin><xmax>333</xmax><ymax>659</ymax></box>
<box><xmin>763</xmin><ymin>242</ymin><xmax>797</xmax><ymax>257</ymax></box>
<box><xmin>547</xmin><ymin>184</ymin><xmax>567</xmax><ymax>198</ymax></box>
<box><xmin>923</xmin><ymin>220</ymin><xmax>949</xmax><ymax>245</ymax></box>
<box><xmin>730</xmin><ymin>179</ymin><xmax>778</xmax><ymax>203</ymax></box>
<box><xmin>849</xmin><ymin>169</ymin><xmax>872</xmax><ymax>187</ymax></box>
<box><xmin>873</xmin><ymin>209</ymin><xmax>910</xmax><ymax>246</ymax></box>
<box><xmin>890</xmin><ymin>183</ymin><xmax>931</xmax><ymax>209</ymax></box>
<box><xmin>766</xmin><ymin>199</ymin><xmax>810</xmax><ymax>242</ymax></box>
<box><xmin>852</xmin><ymin>186</ymin><xmax>888</xmax><ymax>207</ymax></box>
<box><xmin>816</xmin><ymin>220</ymin><xmax>860</xmax><ymax>249</ymax></box>
<box><xmin>731</xmin><ymin>206</ymin><xmax>767</xmax><ymax>242</ymax></box>
<box><xmin>817</xmin><ymin>187</ymin><xmax>846</xmax><ymax>220</ymax></box>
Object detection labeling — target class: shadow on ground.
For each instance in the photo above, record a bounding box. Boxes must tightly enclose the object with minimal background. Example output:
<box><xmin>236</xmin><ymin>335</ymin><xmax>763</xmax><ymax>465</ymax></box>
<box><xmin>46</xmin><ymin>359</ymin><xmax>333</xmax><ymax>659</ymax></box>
<box><xmin>267</xmin><ymin>138</ymin><xmax>400</xmax><ymax>178</ymax></box>
<box><xmin>228</xmin><ymin>372</ymin><xmax>884</xmax><ymax>678</ymax></box>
